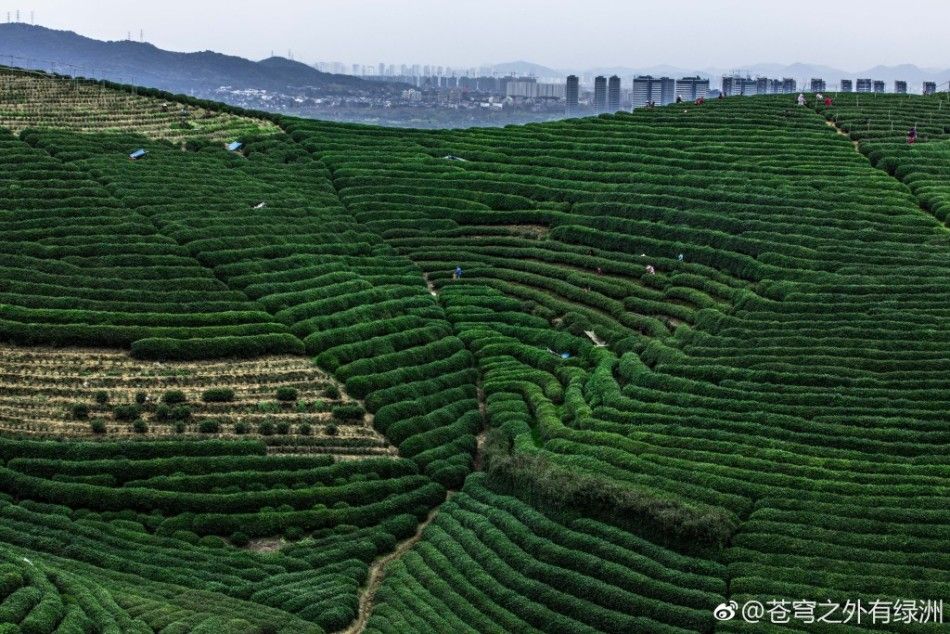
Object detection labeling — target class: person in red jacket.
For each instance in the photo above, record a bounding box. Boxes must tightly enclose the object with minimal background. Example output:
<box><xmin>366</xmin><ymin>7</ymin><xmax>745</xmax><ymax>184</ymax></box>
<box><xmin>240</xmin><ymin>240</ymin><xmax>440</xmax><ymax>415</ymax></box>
<box><xmin>824</xmin><ymin>96</ymin><xmax>832</xmax><ymax>107</ymax></box>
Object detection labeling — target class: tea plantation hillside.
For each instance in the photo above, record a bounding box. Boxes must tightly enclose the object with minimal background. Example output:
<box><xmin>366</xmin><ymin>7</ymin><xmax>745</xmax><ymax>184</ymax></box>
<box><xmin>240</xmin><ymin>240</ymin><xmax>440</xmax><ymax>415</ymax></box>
<box><xmin>817</xmin><ymin>93</ymin><xmax>950</xmax><ymax>225</ymax></box>
<box><xmin>0</xmin><ymin>69</ymin><xmax>947</xmax><ymax>633</ymax></box>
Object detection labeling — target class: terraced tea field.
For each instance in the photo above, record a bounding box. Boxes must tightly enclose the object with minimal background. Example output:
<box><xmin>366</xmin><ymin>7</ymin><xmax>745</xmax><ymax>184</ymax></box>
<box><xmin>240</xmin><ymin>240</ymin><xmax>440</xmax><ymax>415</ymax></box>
<box><xmin>0</xmin><ymin>66</ymin><xmax>276</xmax><ymax>141</ymax></box>
<box><xmin>0</xmin><ymin>72</ymin><xmax>947</xmax><ymax>633</ymax></box>
<box><xmin>0</xmin><ymin>346</ymin><xmax>392</xmax><ymax>457</ymax></box>
<box><xmin>820</xmin><ymin>92</ymin><xmax>950</xmax><ymax>224</ymax></box>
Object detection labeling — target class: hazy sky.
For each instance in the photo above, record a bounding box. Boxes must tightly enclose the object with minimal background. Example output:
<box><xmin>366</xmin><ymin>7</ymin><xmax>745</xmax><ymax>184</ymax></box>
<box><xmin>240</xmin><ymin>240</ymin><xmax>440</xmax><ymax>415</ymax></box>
<box><xmin>5</xmin><ymin>0</ymin><xmax>949</xmax><ymax>70</ymax></box>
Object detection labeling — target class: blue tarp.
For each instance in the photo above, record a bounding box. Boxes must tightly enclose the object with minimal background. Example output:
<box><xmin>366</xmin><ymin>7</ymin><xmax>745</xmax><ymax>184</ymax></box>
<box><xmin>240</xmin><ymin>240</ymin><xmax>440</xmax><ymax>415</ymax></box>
<box><xmin>129</xmin><ymin>149</ymin><xmax>147</xmax><ymax>160</ymax></box>
<box><xmin>227</xmin><ymin>141</ymin><xmax>243</xmax><ymax>152</ymax></box>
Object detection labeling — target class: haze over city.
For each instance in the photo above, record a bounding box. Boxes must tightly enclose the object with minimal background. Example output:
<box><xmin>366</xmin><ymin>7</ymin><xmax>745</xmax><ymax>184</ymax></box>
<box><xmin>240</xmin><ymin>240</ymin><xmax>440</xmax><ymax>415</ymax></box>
<box><xmin>4</xmin><ymin>0</ymin><xmax>949</xmax><ymax>70</ymax></box>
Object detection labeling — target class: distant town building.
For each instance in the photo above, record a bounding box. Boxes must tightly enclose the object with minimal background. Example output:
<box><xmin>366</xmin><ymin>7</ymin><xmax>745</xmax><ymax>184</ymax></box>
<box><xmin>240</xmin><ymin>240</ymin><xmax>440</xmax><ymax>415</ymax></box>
<box><xmin>755</xmin><ymin>77</ymin><xmax>770</xmax><ymax>95</ymax></box>
<box><xmin>894</xmin><ymin>80</ymin><xmax>908</xmax><ymax>94</ymax></box>
<box><xmin>840</xmin><ymin>79</ymin><xmax>853</xmax><ymax>93</ymax></box>
<box><xmin>593</xmin><ymin>76</ymin><xmax>607</xmax><ymax>112</ymax></box>
<box><xmin>873</xmin><ymin>80</ymin><xmax>886</xmax><ymax>93</ymax></box>
<box><xmin>810</xmin><ymin>78</ymin><xmax>826</xmax><ymax>92</ymax></box>
<box><xmin>722</xmin><ymin>75</ymin><xmax>755</xmax><ymax>97</ymax></box>
<box><xmin>537</xmin><ymin>83</ymin><xmax>566</xmax><ymax>100</ymax></box>
<box><xmin>633</xmin><ymin>75</ymin><xmax>675</xmax><ymax>108</ymax></box>
<box><xmin>607</xmin><ymin>75</ymin><xmax>621</xmax><ymax>111</ymax></box>
<box><xmin>506</xmin><ymin>80</ymin><xmax>540</xmax><ymax>99</ymax></box>
<box><xmin>765</xmin><ymin>78</ymin><xmax>797</xmax><ymax>94</ymax></box>
<box><xmin>856</xmin><ymin>78</ymin><xmax>873</xmax><ymax>93</ymax></box>
<box><xmin>565</xmin><ymin>75</ymin><xmax>580</xmax><ymax>114</ymax></box>
<box><xmin>721</xmin><ymin>75</ymin><xmax>759</xmax><ymax>97</ymax></box>
<box><xmin>721</xmin><ymin>75</ymin><xmax>739</xmax><ymax>96</ymax></box>
<box><xmin>923</xmin><ymin>81</ymin><xmax>937</xmax><ymax>96</ymax></box>
<box><xmin>675</xmin><ymin>76</ymin><xmax>709</xmax><ymax>101</ymax></box>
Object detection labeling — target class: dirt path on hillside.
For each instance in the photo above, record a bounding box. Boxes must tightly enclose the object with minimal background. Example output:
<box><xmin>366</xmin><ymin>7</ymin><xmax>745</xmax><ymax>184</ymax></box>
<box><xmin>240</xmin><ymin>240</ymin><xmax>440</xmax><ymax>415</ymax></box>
<box><xmin>423</xmin><ymin>273</ymin><xmax>438</xmax><ymax>297</ymax></box>
<box><xmin>472</xmin><ymin>383</ymin><xmax>488</xmax><ymax>471</ymax></box>
<box><xmin>824</xmin><ymin>119</ymin><xmax>861</xmax><ymax>152</ymax></box>
<box><xmin>338</xmin><ymin>492</ymin><xmax>456</xmax><ymax>634</ymax></box>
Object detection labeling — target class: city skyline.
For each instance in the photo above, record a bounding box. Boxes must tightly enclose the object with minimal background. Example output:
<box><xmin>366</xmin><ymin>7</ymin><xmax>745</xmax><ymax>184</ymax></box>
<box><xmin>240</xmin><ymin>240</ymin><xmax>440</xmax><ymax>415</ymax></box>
<box><xmin>3</xmin><ymin>0</ymin><xmax>948</xmax><ymax>71</ymax></box>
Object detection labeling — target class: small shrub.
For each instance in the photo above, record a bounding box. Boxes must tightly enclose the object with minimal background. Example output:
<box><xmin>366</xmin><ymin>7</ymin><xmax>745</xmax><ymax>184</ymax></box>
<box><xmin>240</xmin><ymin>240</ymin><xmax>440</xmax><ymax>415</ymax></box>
<box><xmin>173</xmin><ymin>421</ymin><xmax>187</xmax><ymax>434</ymax></box>
<box><xmin>134</xmin><ymin>391</ymin><xmax>148</xmax><ymax>405</ymax></box>
<box><xmin>275</xmin><ymin>387</ymin><xmax>298</xmax><ymax>402</ymax></box>
<box><xmin>325</xmin><ymin>424</ymin><xmax>338</xmax><ymax>437</ymax></box>
<box><xmin>171</xmin><ymin>405</ymin><xmax>192</xmax><ymax>421</ymax></box>
<box><xmin>71</xmin><ymin>403</ymin><xmax>90</xmax><ymax>420</ymax></box>
<box><xmin>276</xmin><ymin>421</ymin><xmax>291</xmax><ymax>435</ymax></box>
<box><xmin>94</xmin><ymin>391</ymin><xmax>109</xmax><ymax>405</ymax></box>
<box><xmin>155</xmin><ymin>403</ymin><xmax>191</xmax><ymax>422</ymax></box>
<box><xmin>162</xmin><ymin>390</ymin><xmax>187</xmax><ymax>405</ymax></box>
<box><xmin>234</xmin><ymin>421</ymin><xmax>250</xmax><ymax>435</ymax></box>
<box><xmin>230</xmin><ymin>531</ymin><xmax>250</xmax><ymax>547</ymax></box>
<box><xmin>202</xmin><ymin>388</ymin><xmax>235</xmax><ymax>403</ymax></box>
<box><xmin>323</xmin><ymin>384</ymin><xmax>340</xmax><ymax>399</ymax></box>
<box><xmin>198</xmin><ymin>419</ymin><xmax>221</xmax><ymax>434</ymax></box>
<box><xmin>198</xmin><ymin>535</ymin><xmax>226</xmax><ymax>549</ymax></box>
<box><xmin>132</xmin><ymin>420</ymin><xmax>148</xmax><ymax>434</ymax></box>
<box><xmin>298</xmin><ymin>423</ymin><xmax>312</xmax><ymax>436</ymax></box>
<box><xmin>90</xmin><ymin>419</ymin><xmax>107</xmax><ymax>434</ymax></box>
<box><xmin>113</xmin><ymin>404</ymin><xmax>141</xmax><ymax>422</ymax></box>
<box><xmin>172</xmin><ymin>530</ymin><xmax>200</xmax><ymax>544</ymax></box>
<box><xmin>332</xmin><ymin>403</ymin><xmax>364</xmax><ymax>422</ymax></box>
<box><xmin>258</xmin><ymin>421</ymin><xmax>275</xmax><ymax>436</ymax></box>
<box><xmin>285</xmin><ymin>526</ymin><xmax>303</xmax><ymax>541</ymax></box>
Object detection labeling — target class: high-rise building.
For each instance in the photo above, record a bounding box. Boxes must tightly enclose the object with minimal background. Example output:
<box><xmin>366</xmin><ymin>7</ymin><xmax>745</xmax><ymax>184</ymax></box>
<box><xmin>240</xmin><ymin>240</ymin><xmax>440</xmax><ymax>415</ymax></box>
<box><xmin>810</xmin><ymin>78</ymin><xmax>827</xmax><ymax>92</ymax></box>
<box><xmin>632</xmin><ymin>76</ymin><xmax>675</xmax><ymax>108</ymax></box>
<box><xmin>607</xmin><ymin>75</ymin><xmax>621</xmax><ymax>111</ymax></box>
<box><xmin>873</xmin><ymin>80</ymin><xmax>886</xmax><ymax>93</ymax></box>
<box><xmin>506</xmin><ymin>80</ymin><xmax>540</xmax><ymax>99</ymax></box>
<box><xmin>923</xmin><ymin>81</ymin><xmax>937</xmax><ymax>96</ymax></box>
<box><xmin>762</xmin><ymin>78</ymin><xmax>797</xmax><ymax>94</ymax></box>
<box><xmin>593</xmin><ymin>76</ymin><xmax>607</xmax><ymax>112</ymax></box>
<box><xmin>378</xmin><ymin>63</ymin><xmax>385</xmax><ymax>77</ymax></box>
<box><xmin>566</xmin><ymin>75</ymin><xmax>580</xmax><ymax>115</ymax></box>
<box><xmin>856</xmin><ymin>78</ymin><xmax>873</xmax><ymax>93</ymax></box>
<box><xmin>675</xmin><ymin>76</ymin><xmax>709</xmax><ymax>101</ymax></box>
<box><xmin>538</xmin><ymin>83</ymin><xmax>566</xmax><ymax>100</ymax></box>
<box><xmin>840</xmin><ymin>79</ymin><xmax>853</xmax><ymax>93</ymax></box>
<box><xmin>894</xmin><ymin>80</ymin><xmax>907</xmax><ymax>94</ymax></box>
<box><xmin>632</xmin><ymin>76</ymin><xmax>653</xmax><ymax>107</ymax></box>
<box><xmin>755</xmin><ymin>77</ymin><xmax>770</xmax><ymax>95</ymax></box>
<box><xmin>721</xmin><ymin>75</ymin><xmax>738</xmax><ymax>96</ymax></box>
<box><xmin>721</xmin><ymin>75</ymin><xmax>758</xmax><ymax>97</ymax></box>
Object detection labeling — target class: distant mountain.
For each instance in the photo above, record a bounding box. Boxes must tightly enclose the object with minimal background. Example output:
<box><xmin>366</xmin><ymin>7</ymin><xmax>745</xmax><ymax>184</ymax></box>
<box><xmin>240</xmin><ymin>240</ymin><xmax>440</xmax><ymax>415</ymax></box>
<box><xmin>0</xmin><ymin>23</ymin><xmax>396</xmax><ymax>95</ymax></box>
<box><xmin>855</xmin><ymin>64</ymin><xmax>949</xmax><ymax>86</ymax></box>
<box><xmin>587</xmin><ymin>65</ymin><xmax>708</xmax><ymax>79</ymax></box>
<box><xmin>488</xmin><ymin>61</ymin><xmax>563</xmax><ymax>78</ymax></box>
